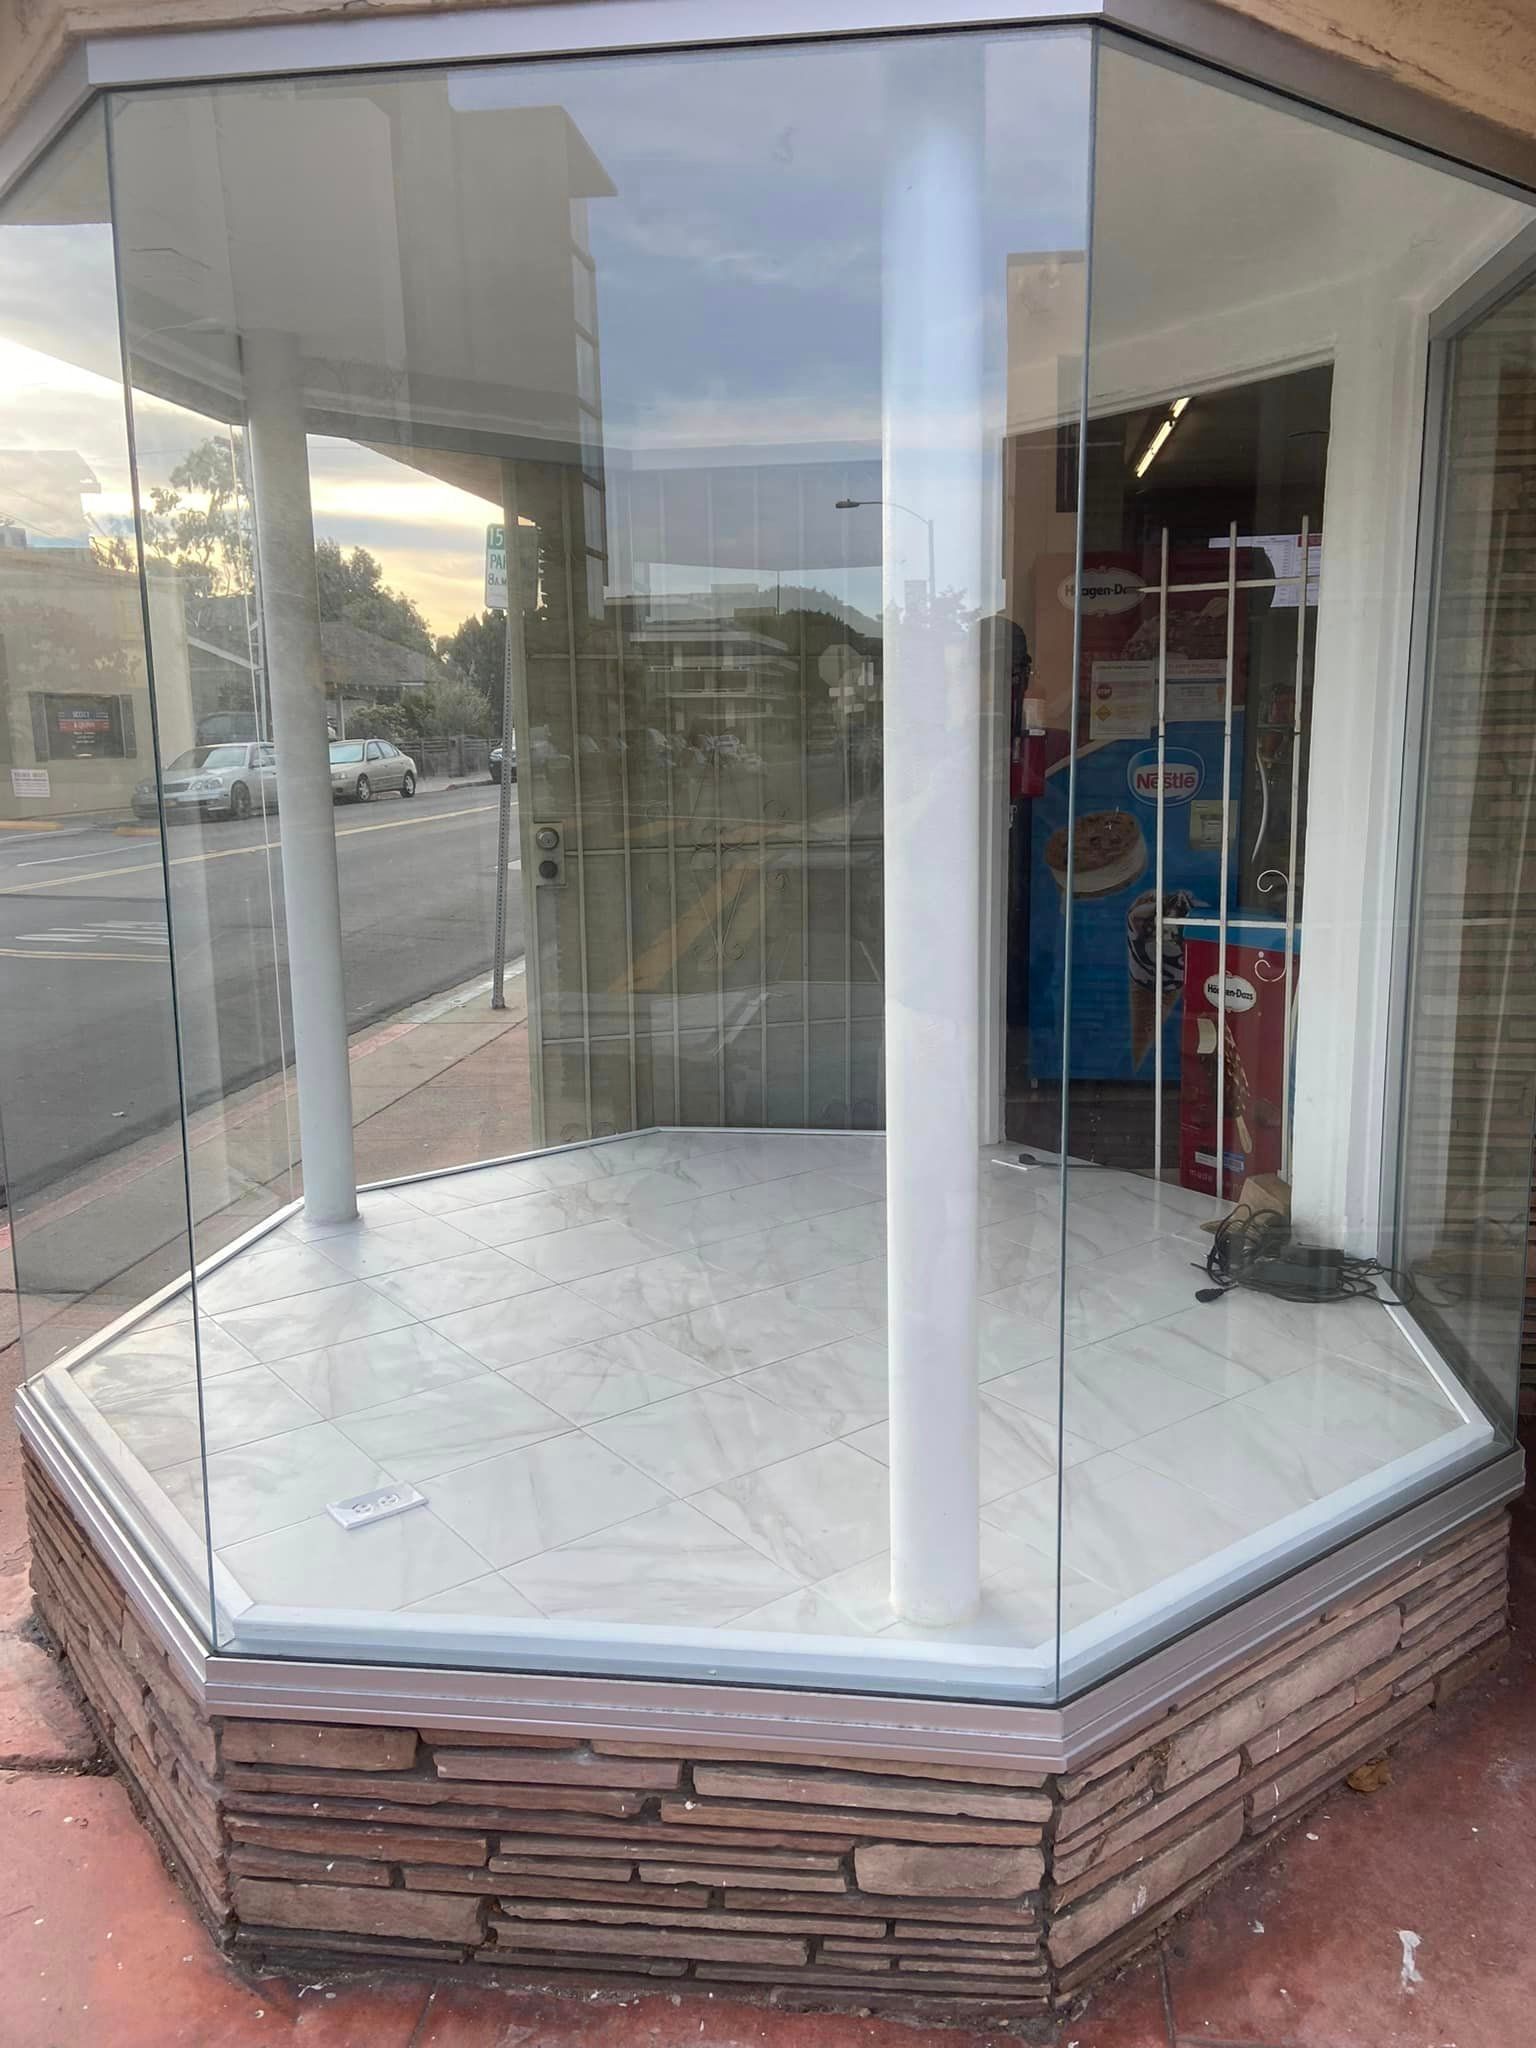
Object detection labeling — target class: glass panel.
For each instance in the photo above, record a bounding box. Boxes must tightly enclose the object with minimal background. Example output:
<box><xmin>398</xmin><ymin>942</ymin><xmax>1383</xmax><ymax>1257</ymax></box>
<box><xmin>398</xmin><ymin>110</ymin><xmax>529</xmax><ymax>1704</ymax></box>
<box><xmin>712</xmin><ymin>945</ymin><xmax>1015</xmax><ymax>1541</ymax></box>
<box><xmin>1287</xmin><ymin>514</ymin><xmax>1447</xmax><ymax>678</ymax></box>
<box><xmin>0</xmin><ymin>109</ymin><xmax>211</xmax><ymax>1633</ymax></box>
<box><xmin>19</xmin><ymin>28</ymin><xmax>1528</xmax><ymax>1702</ymax></box>
<box><xmin>86</xmin><ymin>30</ymin><xmax>1096</xmax><ymax>1691</ymax></box>
<box><xmin>1397</xmin><ymin>268</ymin><xmax>1536</xmax><ymax>1441</ymax></box>
<box><xmin>1030</xmin><ymin>36</ymin><xmax>1534</xmax><ymax>1695</ymax></box>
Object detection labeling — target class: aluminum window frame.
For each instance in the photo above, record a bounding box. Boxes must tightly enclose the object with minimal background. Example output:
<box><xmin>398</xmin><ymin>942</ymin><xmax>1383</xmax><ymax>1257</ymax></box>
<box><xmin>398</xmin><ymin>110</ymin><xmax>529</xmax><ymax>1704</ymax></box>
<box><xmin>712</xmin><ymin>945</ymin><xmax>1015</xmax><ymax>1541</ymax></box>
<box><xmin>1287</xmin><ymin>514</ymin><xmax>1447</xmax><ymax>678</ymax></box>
<box><xmin>17</xmin><ymin>1374</ymin><xmax>1522</xmax><ymax>1762</ymax></box>
<box><xmin>1383</xmin><ymin>229</ymin><xmax>1536</xmax><ymax>1410</ymax></box>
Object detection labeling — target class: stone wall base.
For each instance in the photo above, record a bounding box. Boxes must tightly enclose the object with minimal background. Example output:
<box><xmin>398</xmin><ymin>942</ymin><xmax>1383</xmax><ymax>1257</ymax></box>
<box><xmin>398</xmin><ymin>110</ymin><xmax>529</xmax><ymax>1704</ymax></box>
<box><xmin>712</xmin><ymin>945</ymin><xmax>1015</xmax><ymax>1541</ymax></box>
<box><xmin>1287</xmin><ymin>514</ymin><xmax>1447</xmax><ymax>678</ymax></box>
<box><xmin>23</xmin><ymin>1447</ymin><xmax>1510</xmax><ymax>2019</ymax></box>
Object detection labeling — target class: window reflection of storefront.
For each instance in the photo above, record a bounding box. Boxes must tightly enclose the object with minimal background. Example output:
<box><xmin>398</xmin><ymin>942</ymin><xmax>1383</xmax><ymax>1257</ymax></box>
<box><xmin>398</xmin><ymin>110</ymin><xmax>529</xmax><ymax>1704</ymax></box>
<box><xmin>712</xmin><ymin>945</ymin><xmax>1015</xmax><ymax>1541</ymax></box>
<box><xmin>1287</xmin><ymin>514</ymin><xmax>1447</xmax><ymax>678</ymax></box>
<box><xmin>32</xmin><ymin>689</ymin><xmax>134</xmax><ymax>759</ymax></box>
<box><xmin>0</xmin><ymin>539</ymin><xmax>164</xmax><ymax>807</ymax></box>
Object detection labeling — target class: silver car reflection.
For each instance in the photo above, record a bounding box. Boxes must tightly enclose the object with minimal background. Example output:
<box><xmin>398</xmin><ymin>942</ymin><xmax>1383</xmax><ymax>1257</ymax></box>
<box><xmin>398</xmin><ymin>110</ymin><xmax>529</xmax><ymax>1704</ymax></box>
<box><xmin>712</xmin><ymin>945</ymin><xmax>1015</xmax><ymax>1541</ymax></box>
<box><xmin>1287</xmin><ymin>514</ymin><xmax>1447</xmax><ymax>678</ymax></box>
<box><xmin>132</xmin><ymin>742</ymin><xmax>277</xmax><ymax>822</ymax></box>
<box><xmin>329</xmin><ymin>739</ymin><xmax>418</xmax><ymax>803</ymax></box>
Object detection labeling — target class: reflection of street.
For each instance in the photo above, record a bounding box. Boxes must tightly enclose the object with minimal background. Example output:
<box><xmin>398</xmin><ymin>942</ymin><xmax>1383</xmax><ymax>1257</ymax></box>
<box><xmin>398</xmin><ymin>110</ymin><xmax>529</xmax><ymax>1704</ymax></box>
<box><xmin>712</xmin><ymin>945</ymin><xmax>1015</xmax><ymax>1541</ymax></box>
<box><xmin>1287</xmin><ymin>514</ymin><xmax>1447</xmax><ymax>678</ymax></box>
<box><xmin>0</xmin><ymin>784</ymin><xmax>520</xmax><ymax>1197</ymax></box>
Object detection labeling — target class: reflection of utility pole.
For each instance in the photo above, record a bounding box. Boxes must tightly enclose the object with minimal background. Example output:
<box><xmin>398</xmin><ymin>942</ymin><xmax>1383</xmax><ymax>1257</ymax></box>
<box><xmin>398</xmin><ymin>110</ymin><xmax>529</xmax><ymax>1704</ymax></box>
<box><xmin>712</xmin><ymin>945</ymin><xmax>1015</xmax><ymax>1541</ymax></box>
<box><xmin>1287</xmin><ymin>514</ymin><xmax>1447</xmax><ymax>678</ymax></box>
<box><xmin>490</xmin><ymin>478</ymin><xmax>526</xmax><ymax>1012</ymax></box>
<box><xmin>245</xmin><ymin>327</ymin><xmax>357</xmax><ymax>1225</ymax></box>
<box><xmin>835</xmin><ymin>496</ymin><xmax>935</xmax><ymax>601</ymax></box>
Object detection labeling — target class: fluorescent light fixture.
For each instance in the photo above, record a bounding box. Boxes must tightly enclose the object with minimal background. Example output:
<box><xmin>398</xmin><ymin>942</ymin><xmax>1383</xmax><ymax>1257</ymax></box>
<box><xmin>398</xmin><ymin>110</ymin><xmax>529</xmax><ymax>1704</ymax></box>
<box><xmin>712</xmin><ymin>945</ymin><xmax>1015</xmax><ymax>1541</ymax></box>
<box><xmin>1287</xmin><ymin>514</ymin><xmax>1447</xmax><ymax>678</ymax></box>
<box><xmin>1135</xmin><ymin>395</ymin><xmax>1192</xmax><ymax>479</ymax></box>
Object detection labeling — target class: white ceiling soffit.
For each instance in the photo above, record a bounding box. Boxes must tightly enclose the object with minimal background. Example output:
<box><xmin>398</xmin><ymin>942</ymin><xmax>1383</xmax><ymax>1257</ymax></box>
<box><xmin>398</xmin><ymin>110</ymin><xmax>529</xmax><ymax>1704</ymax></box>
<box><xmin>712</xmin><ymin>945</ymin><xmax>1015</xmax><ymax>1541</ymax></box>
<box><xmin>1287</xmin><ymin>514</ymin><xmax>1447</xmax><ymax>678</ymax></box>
<box><xmin>1004</xmin><ymin>43</ymin><xmax>1536</xmax><ymax>436</ymax></box>
<box><xmin>108</xmin><ymin>79</ymin><xmax>611</xmax><ymax>455</ymax></box>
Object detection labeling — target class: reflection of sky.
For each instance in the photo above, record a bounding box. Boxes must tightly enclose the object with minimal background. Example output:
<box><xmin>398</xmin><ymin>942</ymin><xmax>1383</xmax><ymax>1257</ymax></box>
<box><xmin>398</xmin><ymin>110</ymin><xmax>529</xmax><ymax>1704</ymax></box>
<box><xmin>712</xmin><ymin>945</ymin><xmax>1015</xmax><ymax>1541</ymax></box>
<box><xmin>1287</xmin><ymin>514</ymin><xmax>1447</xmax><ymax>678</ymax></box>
<box><xmin>127</xmin><ymin>392</ymin><xmax>503</xmax><ymax>637</ymax></box>
<box><xmin>0</xmin><ymin>220</ymin><xmax>135</xmax><ymax>533</ymax></box>
<box><xmin>457</xmin><ymin>30</ymin><xmax>1091</xmax><ymax>464</ymax></box>
<box><xmin>307</xmin><ymin>441</ymin><xmax>501</xmax><ymax>633</ymax></box>
<box><xmin>479</xmin><ymin>30</ymin><xmax>1090</xmax><ymax>611</ymax></box>
<box><xmin>2</xmin><ymin>30</ymin><xmax>1093</xmax><ymax>629</ymax></box>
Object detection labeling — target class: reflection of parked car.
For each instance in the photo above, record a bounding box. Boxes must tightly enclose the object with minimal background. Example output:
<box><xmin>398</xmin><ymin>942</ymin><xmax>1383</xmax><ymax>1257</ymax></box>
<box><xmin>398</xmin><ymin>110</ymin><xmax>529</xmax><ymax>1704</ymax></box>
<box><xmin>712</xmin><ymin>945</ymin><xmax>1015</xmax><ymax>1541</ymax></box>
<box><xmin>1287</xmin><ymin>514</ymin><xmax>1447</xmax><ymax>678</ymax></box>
<box><xmin>640</xmin><ymin>726</ymin><xmax>681</xmax><ymax>767</ymax></box>
<box><xmin>195</xmin><ymin>710</ymin><xmax>260</xmax><ymax>747</ymax></box>
<box><xmin>686</xmin><ymin>730</ymin><xmax>764</xmax><ymax>773</ymax></box>
<box><xmin>133</xmin><ymin>742</ymin><xmax>276</xmax><ymax>822</ymax></box>
<box><xmin>329</xmin><ymin>738</ymin><xmax>417</xmax><ymax>802</ymax></box>
<box><xmin>489</xmin><ymin>738</ymin><xmax>517</xmax><ymax>785</ymax></box>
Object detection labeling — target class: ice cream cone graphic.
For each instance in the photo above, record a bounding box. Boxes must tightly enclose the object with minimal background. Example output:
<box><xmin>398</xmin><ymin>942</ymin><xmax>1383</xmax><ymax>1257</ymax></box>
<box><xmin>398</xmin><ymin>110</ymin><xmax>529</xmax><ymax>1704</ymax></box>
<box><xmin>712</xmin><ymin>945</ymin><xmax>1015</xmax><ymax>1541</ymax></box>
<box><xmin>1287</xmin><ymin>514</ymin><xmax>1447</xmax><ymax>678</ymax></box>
<box><xmin>1128</xmin><ymin>981</ymin><xmax>1156</xmax><ymax>1069</ymax></box>
<box><xmin>1130</xmin><ymin>980</ymin><xmax>1184</xmax><ymax>1068</ymax></box>
<box><xmin>1126</xmin><ymin>889</ymin><xmax>1196</xmax><ymax>1070</ymax></box>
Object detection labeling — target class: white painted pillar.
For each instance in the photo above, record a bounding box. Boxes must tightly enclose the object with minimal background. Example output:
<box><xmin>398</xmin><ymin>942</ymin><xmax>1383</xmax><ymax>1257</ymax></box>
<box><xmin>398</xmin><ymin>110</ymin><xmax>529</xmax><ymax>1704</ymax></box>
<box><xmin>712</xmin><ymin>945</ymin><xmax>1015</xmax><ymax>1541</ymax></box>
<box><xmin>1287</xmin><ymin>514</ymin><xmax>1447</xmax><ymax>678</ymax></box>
<box><xmin>243</xmin><ymin>329</ymin><xmax>358</xmax><ymax>1226</ymax></box>
<box><xmin>883</xmin><ymin>45</ymin><xmax>984</xmax><ymax>1627</ymax></box>
<box><xmin>1288</xmin><ymin>292</ymin><xmax>1430</xmax><ymax>1255</ymax></box>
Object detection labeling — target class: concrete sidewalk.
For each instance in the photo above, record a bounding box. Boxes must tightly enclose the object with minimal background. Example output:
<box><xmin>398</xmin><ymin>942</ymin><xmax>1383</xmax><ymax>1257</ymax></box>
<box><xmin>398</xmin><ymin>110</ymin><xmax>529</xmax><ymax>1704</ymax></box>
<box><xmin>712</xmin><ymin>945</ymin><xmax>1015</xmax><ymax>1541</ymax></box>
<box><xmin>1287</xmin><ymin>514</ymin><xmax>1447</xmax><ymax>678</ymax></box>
<box><xmin>0</xmin><ymin>984</ymin><xmax>1532</xmax><ymax>2043</ymax></box>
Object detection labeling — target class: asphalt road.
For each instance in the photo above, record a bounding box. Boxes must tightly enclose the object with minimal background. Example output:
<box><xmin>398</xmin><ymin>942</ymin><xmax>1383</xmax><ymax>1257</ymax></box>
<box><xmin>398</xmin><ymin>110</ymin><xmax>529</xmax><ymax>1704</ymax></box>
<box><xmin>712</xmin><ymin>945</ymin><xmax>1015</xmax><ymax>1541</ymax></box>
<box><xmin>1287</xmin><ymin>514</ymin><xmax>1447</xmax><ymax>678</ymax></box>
<box><xmin>0</xmin><ymin>783</ymin><xmax>523</xmax><ymax>1202</ymax></box>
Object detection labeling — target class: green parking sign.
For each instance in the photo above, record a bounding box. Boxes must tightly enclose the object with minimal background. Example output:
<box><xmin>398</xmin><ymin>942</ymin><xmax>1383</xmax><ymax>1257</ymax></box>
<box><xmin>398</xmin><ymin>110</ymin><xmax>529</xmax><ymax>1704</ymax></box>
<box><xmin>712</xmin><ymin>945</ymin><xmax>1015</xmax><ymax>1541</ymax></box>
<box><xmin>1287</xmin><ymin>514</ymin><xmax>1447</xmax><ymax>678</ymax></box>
<box><xmin>484</xmin><ymin>523</ymin><xmax>507</xmax><ymax>609</ymax></box>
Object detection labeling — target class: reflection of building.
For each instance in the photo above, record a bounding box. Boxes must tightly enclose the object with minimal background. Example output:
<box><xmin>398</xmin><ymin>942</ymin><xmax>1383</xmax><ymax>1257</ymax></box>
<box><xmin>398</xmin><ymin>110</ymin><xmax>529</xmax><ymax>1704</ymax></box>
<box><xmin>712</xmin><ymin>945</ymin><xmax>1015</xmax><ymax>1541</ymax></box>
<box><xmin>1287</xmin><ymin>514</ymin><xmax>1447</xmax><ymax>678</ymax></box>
<box><xmin>0</xmin><ymin>527</ymin><xmax>194</xmax><ymax>817</ymax></box>
<box><xmin>187</xmin><ymin>594</ymin><xmax>440</xmax><ymax>740</ymax></box>
<box><xmin>620</xmin><ymin>597</ymin><xmax>797</xmax><ymax>736</ymax></box>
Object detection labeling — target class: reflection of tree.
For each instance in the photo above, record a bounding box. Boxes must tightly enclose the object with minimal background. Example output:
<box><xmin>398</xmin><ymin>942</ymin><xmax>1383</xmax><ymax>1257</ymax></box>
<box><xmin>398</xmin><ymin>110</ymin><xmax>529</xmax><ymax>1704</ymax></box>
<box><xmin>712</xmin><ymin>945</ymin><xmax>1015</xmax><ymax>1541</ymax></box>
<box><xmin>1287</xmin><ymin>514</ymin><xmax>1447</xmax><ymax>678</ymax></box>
<box><xmin>314</xmin><ymin>536</ymin><xmax>434</xmax><ymax>656</ymax></box>
<box><xmin>99</xmin><ymin>435</ymin><xmax>452</xmax><ymax>724</ymax></box>
<box><xmin>349</xmin><ymin>679</ymin><xmax>494</xmax><ymax>746</ymax></box>
<box><xmin>734</xmin><ymin>600</ymin><xmax>878</xmax><ymax>674</ymax></box>
<box><xmin>88</xmin><ymin>436</ymin><xmax>256</xmax><ymax>650</ymax></box>
<box><xmin>116</xmin><ymin>435</ymin><xmax>437</xmax><ymax>658</ymax></box>
<box><xmin>886</xmin><ymin>583</ymin><xmax>977</xmax><ymax>641</ymax></box>
<box><xmin>437</xmin><ymin>607</ymin><xmax>506</xmax><ymax>701</ymax></box>
<box><xmin>18</xmin><ymin>602</ymin><xmax>139</xmax><ymax>691</ymax></box>
<box><xmin>146</xmin><ymin>436</ymin><xmax>254</xmax><ymax>637</ymax></box>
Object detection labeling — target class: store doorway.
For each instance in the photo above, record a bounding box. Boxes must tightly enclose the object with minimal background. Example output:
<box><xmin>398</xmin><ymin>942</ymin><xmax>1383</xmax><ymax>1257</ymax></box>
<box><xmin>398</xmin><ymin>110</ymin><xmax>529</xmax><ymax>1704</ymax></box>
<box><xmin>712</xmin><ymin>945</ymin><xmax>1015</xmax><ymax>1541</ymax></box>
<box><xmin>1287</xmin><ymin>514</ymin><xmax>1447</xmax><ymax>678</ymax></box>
<box><xmin>1003</xmin><ymin>364</ymin><xmax>1332</xmax><ymax>1191</ymax></box>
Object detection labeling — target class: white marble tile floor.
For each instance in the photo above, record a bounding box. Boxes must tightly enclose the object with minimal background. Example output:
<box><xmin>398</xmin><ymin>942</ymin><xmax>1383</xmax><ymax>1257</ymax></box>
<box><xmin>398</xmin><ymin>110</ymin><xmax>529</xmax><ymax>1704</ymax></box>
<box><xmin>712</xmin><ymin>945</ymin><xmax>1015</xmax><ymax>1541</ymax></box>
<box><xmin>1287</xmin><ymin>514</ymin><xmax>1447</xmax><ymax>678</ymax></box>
<box><xmin>53</xmin><ymin>1129</ymin><xmax>1482</xmax><ymax>1664</ymax></box>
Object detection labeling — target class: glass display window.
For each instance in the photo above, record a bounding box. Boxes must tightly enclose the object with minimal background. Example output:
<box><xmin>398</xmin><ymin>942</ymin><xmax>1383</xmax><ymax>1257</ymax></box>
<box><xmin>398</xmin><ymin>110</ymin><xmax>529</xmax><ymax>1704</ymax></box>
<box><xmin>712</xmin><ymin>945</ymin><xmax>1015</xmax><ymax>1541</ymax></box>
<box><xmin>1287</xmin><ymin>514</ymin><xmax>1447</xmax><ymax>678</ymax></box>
<box><xmin>1</xmin><ymin>23</ymin><xmax>1532</xmax><ymax>1712</ymax></box>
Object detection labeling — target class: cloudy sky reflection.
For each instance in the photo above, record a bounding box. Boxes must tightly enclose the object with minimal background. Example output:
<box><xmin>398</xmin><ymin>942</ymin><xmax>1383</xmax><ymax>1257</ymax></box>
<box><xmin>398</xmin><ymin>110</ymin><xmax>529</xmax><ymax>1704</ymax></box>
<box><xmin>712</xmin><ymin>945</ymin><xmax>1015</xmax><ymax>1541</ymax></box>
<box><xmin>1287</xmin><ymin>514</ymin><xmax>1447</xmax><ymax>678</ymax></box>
<box><xmin>2</xmin><ymin>30</ymin><xmax>1092</xmax><ymax>635</ymax></box>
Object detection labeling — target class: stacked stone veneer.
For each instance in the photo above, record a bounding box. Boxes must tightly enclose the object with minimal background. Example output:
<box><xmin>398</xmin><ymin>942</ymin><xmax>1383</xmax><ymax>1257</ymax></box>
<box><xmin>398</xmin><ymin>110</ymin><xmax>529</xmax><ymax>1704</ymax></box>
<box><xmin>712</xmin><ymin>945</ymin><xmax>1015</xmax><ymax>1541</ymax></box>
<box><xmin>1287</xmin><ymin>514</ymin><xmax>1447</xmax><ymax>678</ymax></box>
<box><xmin>23</xmin><ymin>1449</ymin><xmax>1510</xmax><ymax>2019</ymax></box>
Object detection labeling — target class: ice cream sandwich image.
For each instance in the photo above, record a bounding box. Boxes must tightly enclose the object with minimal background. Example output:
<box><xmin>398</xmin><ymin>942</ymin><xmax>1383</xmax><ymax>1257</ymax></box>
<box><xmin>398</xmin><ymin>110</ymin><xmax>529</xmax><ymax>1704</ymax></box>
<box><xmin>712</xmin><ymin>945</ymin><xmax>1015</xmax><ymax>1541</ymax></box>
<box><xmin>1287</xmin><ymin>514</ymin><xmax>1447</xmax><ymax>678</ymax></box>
<box><xmin>1043</xmin><ymin>809</ymin><xmax>1149</xmax><ymax>900</ymax></box>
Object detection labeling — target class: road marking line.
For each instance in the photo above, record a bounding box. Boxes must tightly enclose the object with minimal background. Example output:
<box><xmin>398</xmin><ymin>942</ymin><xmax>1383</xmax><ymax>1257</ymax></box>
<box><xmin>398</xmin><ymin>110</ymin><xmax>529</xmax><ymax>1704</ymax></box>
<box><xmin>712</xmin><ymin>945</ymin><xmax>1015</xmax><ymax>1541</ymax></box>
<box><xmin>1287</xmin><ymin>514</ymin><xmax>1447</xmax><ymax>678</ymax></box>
<box><xmin>0</xmin><ymin>946</ymin><xmax>164</xmax><ymax>963</ymax></box>
<box><xmin>16</xmin><ymin>928</ymin><xmax>167</xmax><ymax>945</ymax></box>
<box><xmin>335</xmin><ymin>803</ymin><xmax>497</xmax><ymax>841</ymax></box>
<box><xmin>0</xmin><ymin>799</ymin><xmax>503</xmax><ymax>896</ymax></box>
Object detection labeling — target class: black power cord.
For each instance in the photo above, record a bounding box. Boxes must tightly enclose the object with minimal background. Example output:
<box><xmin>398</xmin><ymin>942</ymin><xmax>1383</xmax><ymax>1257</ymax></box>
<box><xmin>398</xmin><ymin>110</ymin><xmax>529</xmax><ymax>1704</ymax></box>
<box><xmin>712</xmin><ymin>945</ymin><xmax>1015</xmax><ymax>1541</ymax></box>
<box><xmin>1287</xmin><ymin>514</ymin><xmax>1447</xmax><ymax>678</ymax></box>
<box><xmin>1195</xmin><ymin>1204</ymin><xmax>1416</xmax><ymax>1307</ymax></box>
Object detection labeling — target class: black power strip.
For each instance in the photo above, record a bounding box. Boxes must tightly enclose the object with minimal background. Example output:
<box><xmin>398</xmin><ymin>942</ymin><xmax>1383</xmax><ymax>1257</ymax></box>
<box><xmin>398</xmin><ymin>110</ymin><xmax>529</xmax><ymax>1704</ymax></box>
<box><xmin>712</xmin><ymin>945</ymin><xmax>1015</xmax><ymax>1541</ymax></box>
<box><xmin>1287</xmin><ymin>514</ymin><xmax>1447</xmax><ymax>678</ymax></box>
<box><xmin>1195</xmin><ymin>1207</ymin><xmax>1410</xmax><ymax>1307</ymax></box>
<box><xmin>1242</xmin><ymin>1243</ymin><xmax>1351</xmax><ymax>1299</ymax></box>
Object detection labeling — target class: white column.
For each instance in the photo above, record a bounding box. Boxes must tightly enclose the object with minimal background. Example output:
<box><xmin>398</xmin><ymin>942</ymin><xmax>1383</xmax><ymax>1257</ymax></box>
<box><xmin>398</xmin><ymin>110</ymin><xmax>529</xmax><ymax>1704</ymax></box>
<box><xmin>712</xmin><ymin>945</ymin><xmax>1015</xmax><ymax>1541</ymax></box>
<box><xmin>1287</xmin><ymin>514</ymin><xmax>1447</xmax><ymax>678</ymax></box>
<box><xmin>883</xmin><ymin>45</ymin><xmax>985</xmax><ymax>1627</ymax></box>
<box><xmin>1288</xmin><ymin>293</ymin><xmax>1430</xmax><ymax>1254</ymax></box>
<box><xmin>243</xmin><ymin>329</ymin><xmax>358</xmax><ymax>1227</ymax></box>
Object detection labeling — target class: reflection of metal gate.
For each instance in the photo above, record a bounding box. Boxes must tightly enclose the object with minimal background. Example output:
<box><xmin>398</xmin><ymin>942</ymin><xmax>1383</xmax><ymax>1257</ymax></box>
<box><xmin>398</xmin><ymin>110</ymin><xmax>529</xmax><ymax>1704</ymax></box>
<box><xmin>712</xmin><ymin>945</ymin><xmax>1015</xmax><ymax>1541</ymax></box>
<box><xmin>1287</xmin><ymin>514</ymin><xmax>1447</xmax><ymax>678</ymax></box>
<box><xmin>514</xmin><ymin>457</ymin><xmax>886</xmax><ymax>1148</ymax></box>
<box><xmin>1131</xmin><ymin>518</ymin><xmax>1317</xmax><ymax>1187</ymax></box>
